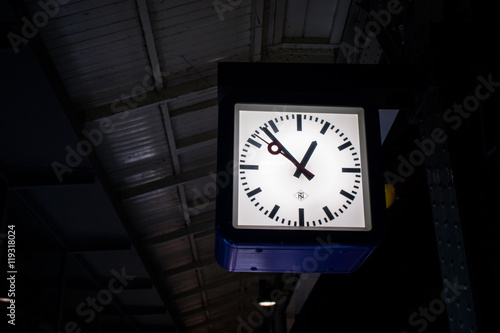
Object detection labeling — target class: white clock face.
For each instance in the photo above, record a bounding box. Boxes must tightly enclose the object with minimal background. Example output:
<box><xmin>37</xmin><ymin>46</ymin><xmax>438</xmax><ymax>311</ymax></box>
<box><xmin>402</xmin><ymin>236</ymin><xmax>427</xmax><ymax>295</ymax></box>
<box><xmin>233</xmin><ymin>104</ymin><xmax>372</xmax><ymax>231</ymax></box>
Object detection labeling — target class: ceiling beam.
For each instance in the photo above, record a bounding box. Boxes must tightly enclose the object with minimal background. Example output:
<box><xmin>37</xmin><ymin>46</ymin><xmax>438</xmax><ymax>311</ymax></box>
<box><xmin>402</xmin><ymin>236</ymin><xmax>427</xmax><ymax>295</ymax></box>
<box><xmin>66</xmin><ymin>243</ymin><xmax>131</xmax><ymax>253</ymax></box>
<box><xmin>84</xmin><ymin>75</ymin><xmax>217</xmax><ymax>122</ymax></box>
<box><xmin>119</xmin><ymin>164</ymin><xmax>216</xmax><ymax>200</ymax></box>
<box><xmin>136</xmin><ymin>0</ymin><xmax>164</xmax><ymax>90</ymax></box>
<box><xmin>176</xmin><ymin>137</ymin><xmax>217</xmax><ymax>155</ymax></box>
<box><xmin>161</xmin><ymin>257</ymin><xmax>217</xmax><ymax>278</ymax></box>
<box><xmin>273</xmin><ymin>0</ymin><xmax>286</xmax><ymax>45</ymax></box>
<box><xmin>159</xmin><ymin>102</ymin><xmax>212</xmax><ymax>319</ymax></box>
<box><xmin>178</xmin><ymin>292</ymin><xmax>247</xmax><ymax>319</ymax></box>
<box><xmin>173</xmin><ymin>275</ymin><xmax>243</xmax><ymax>301</ymax></box>
<box><xmin>329</xmin><ymin>0</ymin><xmax>353</xmax><ymax>45</ymax></box>
<box><xmin>169</xmin><ymin>99</ymin><xmax>218</xmax><ymax>118</ymax></box>
<box><xmin>176</xmin><ymin>130</ymin><xmax>217</xmax><ymax>151</ymax></box>
<box><xmin>143</xmin><ymin>213</ymin><xmax>214</xmax><ymax>247</ymax></box>
<box><xmin>251</xmin><ymin>0</ymin><xmax>264</xmax><ymax>61</ymax></box>
<box><xmin>185</xmin><ymin>314</ymin><xmax>238</xmax><ymax>331</ymax></box>
<box><xmin>160</xmin><ymin>103</ymin><xmax>182</xmax><ymax>177</ymax></box>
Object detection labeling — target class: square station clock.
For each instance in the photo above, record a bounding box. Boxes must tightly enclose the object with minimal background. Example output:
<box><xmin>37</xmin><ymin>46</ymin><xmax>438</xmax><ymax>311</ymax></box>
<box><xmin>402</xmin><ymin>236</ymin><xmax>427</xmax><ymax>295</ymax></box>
<box><xmin>215</xmin><ymin>63</ymin><xmax>387</xmax><ymax>273</ymax></box>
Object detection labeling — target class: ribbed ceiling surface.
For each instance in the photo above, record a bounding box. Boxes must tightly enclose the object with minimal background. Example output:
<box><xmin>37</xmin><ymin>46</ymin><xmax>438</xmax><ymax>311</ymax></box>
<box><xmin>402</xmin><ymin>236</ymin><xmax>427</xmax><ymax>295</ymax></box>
<box><xmin>3</xmin><ymin>0</ymin><xmax>359</xmax><ymax>331</ymax></box>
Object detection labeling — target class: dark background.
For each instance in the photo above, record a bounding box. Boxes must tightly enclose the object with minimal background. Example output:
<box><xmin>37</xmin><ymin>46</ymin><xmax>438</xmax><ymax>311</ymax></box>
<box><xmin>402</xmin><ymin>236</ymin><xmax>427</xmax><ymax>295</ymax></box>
<box><xmin>1</xmin><ymin>0</ymin><xmax>499</xmax><ymax>332</ymax></box>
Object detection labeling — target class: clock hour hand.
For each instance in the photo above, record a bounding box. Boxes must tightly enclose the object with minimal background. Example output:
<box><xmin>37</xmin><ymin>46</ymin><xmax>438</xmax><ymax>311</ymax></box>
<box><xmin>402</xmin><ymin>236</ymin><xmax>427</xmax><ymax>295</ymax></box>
<box><xmin>254</xmin><ymin>130</ymin><xmax>315</xmax><ymax>180</ymax></box>
<box><xmin>293</xmin><ymin>141</ymin><xmax>317</xmax><ymax>179</ymax></box>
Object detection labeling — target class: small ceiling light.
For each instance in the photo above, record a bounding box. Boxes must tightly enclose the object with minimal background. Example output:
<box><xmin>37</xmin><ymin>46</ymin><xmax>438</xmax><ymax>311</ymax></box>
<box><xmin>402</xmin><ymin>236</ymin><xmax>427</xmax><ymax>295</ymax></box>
<box><xmin>257</xmin><ymin>280</ymin><xmax>277</xmax><ymax>307</ymax></box>
<box><xmin>258</xmin><ymin>300</ymin><xmax>276</xmax><ymax>307</ymax></box>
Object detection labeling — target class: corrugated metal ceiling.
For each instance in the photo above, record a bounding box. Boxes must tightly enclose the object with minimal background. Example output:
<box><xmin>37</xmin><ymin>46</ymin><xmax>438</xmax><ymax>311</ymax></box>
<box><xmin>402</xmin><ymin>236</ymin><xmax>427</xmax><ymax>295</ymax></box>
<box><xmin>5</xmin><ymin>0</ymin><xmax>364</xmax><ymax>331</ymax></box>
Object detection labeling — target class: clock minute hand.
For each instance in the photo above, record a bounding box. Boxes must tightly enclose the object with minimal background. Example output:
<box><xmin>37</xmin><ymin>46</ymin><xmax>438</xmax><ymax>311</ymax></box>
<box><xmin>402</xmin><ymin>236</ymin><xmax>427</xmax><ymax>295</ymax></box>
<box><xmin>256</xmin><ymin>128</ymin><xmax>315</xmax><ymax>180</ymax></box>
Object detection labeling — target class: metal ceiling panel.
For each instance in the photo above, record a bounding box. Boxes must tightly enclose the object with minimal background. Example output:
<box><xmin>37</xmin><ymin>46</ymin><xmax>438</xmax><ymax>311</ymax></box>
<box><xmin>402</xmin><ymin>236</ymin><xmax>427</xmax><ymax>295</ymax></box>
<box><xmin>183</xmin><ymin>312</ymin><xmax>209</xmax><ymax>329</ymax></box>
<box><xmin>171</xmin><ymin>106</ymin><xmax>218</xmax><ymax>142</ymax></box>
<box><xmin>167</xmin><ymin>87</ymin><xmax>217</xmax><ymax>111</ymax></box>
<box><xmin>204</xmin><ymin>280</ymin><xmax>241</xmax><ymax>300</ymax></box>
<box><xmin>149</xmin><ymin>236</ymin><xmax>194</xmax><ymax>271</ymax></box>
<box><xmin>200</xmin><ymin>264</ymin><xmax>232</xmax><ymax>286</ymax></box>
<box><xmin>149</xmin><ymin>0</ymin><xmax>252</xmax><ymax>85</ymax></box>
<box><xmin>123</xmin><ymin>189</ymin><xmax>185</xmax><ymax>237</ymax></box>
<box><xmin>188</xmin><ymin>199</ymin><xmax>216</xmax><ymax>218</ymax></box>
<box><xmin>178</xmin><ymin>146</ymin><xmax>217</xmax><ymax>173</ymax></box>
<box><xmin>25</xmin><ymin>0</ymin><xmax>152</xmax><ymax>108</ymax></box>
<box><xmin>129</xmin><ymin>314</ymin><xmax>175</xmax><ymax>328</ymax></box>
<box><xmin>284</xmin><ymin>0</ymin><xmax>308</xmax><ymax>36</ymax></box>
<box><xmin>166</xmin><ymin>268</ymin><xmax>201</xmax><ymax>296</ymax></box>
<box><xmin>117</xmin><ymin>288</ymin><xmax>166</xmax><ymax>308</ymax></box>
<box><xmin>304</xmin><ymin>0</ymin><xmax>338</xmax><ymax>37</ymax></box>
<box><xmin>85</xmin><ymin>106</ymin><xmax>174</xmax><ymax>191</ymax></box>
<box><xmin>5</xmin><ymin>0</ymin><xmax>366</xmax><ymax>331</ymax></box>
<box><xmin>194</xmin><ymin>233</ymin><xmax>216</xmax><ymax>261</ymax></box>
<box><xmin>173</xmin><ymin>293</ymin><xmax>204</xmax><ymax>313</ymax></box>
<box><xmin>183</xmin><ymin>176</ymin><xmax>216</xmax><ymax>205</ymax></box>
<box><xmin>284</xmin><ymin>0</ymin><xmax>351</xmax><ymax>43</ymax></box>
<box><xmin>207</xmin><ymin>300</ymin><xmax>242</xmax><ymax>322</ymax></box>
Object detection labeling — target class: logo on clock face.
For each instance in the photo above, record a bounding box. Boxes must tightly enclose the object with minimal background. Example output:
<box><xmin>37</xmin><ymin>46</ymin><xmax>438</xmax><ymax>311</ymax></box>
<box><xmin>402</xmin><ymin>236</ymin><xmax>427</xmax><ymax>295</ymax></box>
<box><xmin>294</xmin><ymin>191</ymin><xmax>308</xmax><ymax>201</ymax></box>
<box><xmin>236</xmin><ymin>108</ymin><xmax>366</xmax><ymax>230</ymax></box>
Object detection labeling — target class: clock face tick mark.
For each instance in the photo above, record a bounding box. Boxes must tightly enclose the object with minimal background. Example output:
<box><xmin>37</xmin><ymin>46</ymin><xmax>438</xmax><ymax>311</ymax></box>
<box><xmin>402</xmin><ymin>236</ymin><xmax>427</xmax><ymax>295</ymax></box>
<box><xmin>240</xmin><ymin>164</ymin><xmax>259</xmax><ymax>170</ymax></box>
<box><xmin>269</xmin><ymin>205</ymin><xmax>280</xmax><ymax>219</ymax></box>
<box><xmin>247</xmin><ymin>138</ymin><xmax>262</xmax><ymax>148</ymax></box>
<box><xmin>338</xmin><ymin>141</ymin><xmax>352</xmax><ymax>151</ymax></box>
<box><xmin>320</xmin><ymin>122</ymin><xmax>331</xmax><ymax>135</ymax></box>
<box><xmin>340</xmin><ymin>189</ymin><xmax>355</xmax><ymax>201</ymax></box>
<box><xmin>247</xmin><ymin>187</ymin><xmax>262</xmax><ymax>197</ymax></box>
<box><xmin>269</xmin><ymin>120</ymin><xmax>279</xmax><ymax>133</ymax></box>
<box><xmin>342</xmin><ymin>168</ymin><xmax>361</xmax><ymax>173</ymax></box>
<box><xmin>323</xmin><ymin>206</ymin><xmax>335</xmax><ymax>221</ymax></box>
